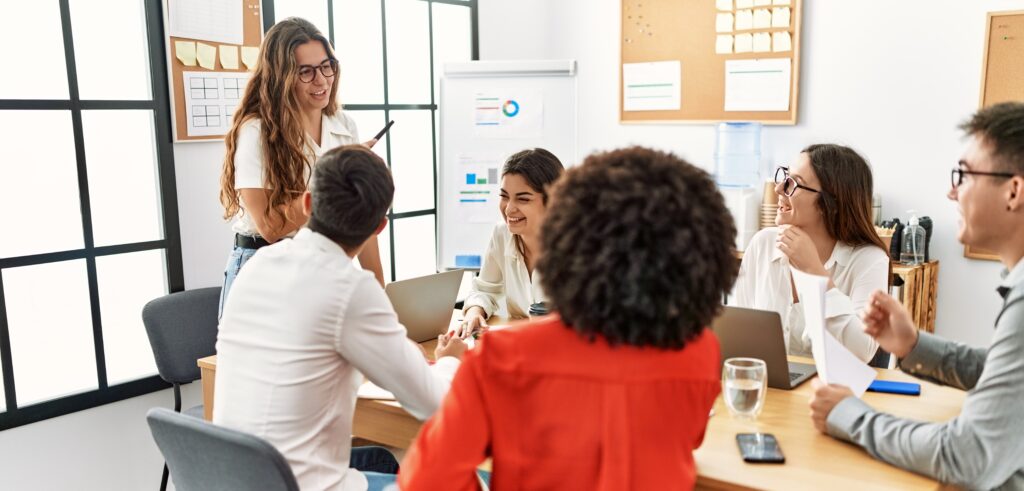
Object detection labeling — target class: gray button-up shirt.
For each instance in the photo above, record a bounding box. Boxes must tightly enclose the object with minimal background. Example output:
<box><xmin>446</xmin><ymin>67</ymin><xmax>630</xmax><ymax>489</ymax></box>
<box><xmin>826</xmin><ymin>259</ymin><xmax>1024</xmax><ymax>490</ymax></box>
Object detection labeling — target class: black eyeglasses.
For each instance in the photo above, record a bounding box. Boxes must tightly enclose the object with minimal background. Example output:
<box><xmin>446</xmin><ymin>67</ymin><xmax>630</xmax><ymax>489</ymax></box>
<box><xmin>774</xmin><ymin>166</ymin><xmax>820</xmax><ymax>196</ymax></box>
<box><xmin>950</xmin><ymin>167</ymin><xmax>1017</xmax><ymax>190</ymax></box>
<box><xmin>297</xmin><ymin>59</ymin><xmax>337</xmax><ymax>83</ymax></box>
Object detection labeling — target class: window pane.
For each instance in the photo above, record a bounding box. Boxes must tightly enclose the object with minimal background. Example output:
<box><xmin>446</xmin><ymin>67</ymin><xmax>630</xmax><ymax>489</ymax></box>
<box><xmin>0</xmin><ymin>0</ymin><xmax>69</xmax><ymax>99</ymax></box>
<box><xmin>5</xmin><ymin>260</ymin><xmax>98</xmax><ymax>406</ymax></box>
<box><xmin>274</xmin><ymin>0</ymin><xmax>330</xmax><ymax>40</ymax></box>
<box><xmin>385</xmin><ymin>0</ymin><xmax>430</xmax><ymax>104</ymax></box>
<box><xmin>431</xmin><ymin>3</ymin><xmax>472</xmax><ymax>104</ymax></box>
<box><xmin>97</xmin><ymin>250</ymin><xmax>167</xmax><ymax>385</ymax></box>
<box><xmin>82</xmin><ymin>110</ymin><xmax>163</xmax><ymax>246</ymax></box>
<box><xmin>389</xmin><ymin>110</ymin><xmax>434</xmax><ymax>212</ymax></box>
<box><xmin>334</xmin><ymin>0</ymin><xmax>384</xmax><ymax>104</ymax></box>
<box><xmin>343</xmin><ymin>109</ymin><xmax>387</xmax><ymax>161</ymax></box>
<box><xmin>0</xmin><ymin>111</ymin><xmax>84</xmax><ymax>258</ymax></box>
<box><xmin>393</xmin><ymin>215</ymin><xmax>436</xmax><ymax>280</ymax></box>
<box><xmin>69</xmin><ymin>0</ymin><xmax>152</xmax><ymax>100</ymax></box>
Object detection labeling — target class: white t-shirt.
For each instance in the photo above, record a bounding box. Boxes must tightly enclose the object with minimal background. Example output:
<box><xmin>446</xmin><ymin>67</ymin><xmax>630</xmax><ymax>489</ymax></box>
<box><xmin>462</xmin><ymin>223</ymin><xmax>546</xmax><ymax>319</ymax></box>
<box><xmin>213</xmin><ymin>228</ymin><xmax>459</xmax><ymax>491</ymax></box>
<box><xmin>230</xmin><ymin>111</ymin><xmax>361</xmax><ymax>236</ymax></box>
<box><xmin>731</xmin><ymin>227</ymin><xmax>889</xmax><ymax>362</ymax></box>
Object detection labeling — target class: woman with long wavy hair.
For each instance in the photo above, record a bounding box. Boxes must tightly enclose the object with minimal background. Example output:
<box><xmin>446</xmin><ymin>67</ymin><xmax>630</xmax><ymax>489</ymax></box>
<box><xmin>218</xmin><ymin>17</ymin><xmax>384</xmax><ymax>316</ymax></box>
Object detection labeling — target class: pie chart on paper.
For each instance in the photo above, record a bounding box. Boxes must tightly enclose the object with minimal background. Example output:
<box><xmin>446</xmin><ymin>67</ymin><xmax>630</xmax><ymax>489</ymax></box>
<box><xmin>502</xmin><ymin>99</ymin><xmax>520</xmax><ymax>117</ymax></box>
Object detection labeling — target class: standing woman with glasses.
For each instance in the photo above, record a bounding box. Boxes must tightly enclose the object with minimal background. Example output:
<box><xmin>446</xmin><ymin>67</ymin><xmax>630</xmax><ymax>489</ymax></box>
<box><xmin>731</xmin><ymin>144</ymin><xmax>889</xmax><ymax>362</ymax></box>
<box><xmin>218</xmin><ymin>17</ymin><xmax>385</xmax><ymax>315</ymax></box>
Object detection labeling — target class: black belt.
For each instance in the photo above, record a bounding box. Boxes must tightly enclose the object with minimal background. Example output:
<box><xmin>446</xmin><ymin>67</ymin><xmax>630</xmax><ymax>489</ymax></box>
<box><xmin>234</xmin><ymin>234</ymin><xmax>271</xmax><ymax>249</ymax></box>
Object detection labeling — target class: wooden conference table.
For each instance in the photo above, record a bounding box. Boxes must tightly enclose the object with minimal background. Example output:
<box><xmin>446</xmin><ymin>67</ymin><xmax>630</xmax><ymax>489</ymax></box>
<box><xmin>197</xmin><ymin>313</ymin><xmax>965</xmax><ymax>491</ymax></box>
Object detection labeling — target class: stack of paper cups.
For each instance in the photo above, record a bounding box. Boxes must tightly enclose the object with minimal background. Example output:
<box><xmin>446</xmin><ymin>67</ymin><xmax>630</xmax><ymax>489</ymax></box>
<box><xmin>760</xmin><ymin>181</ymin><xmax>777</xmax><ymax>229</ymax></box>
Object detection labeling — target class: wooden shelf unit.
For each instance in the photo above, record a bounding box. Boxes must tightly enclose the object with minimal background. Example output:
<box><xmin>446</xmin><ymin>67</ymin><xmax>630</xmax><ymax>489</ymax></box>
<box><xmin>891</xmin><ymin>260</ymin><xmax>939</xmax><ymax>333</ymax></box>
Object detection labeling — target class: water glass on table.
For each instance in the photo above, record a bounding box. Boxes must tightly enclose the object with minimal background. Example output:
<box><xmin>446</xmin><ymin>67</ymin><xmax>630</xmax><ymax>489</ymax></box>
<box><xmin>723</xmin><ymin>358</ymin><xmax>767</xmax><ymax>421</ymax></box>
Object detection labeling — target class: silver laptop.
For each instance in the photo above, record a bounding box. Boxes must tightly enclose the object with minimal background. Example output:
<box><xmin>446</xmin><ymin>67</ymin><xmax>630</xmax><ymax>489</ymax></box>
<box><xmin>385</xmin><ymin>269</ymin><xmax>465</xmax><ymax>342</ymax></box>
<box><xmin>711</xmin><ymin>306</ymin><xmax>816</xmax><ymax>390</ymax></box>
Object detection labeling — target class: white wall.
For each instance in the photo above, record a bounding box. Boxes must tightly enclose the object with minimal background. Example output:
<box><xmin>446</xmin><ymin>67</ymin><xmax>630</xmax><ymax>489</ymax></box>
<box><xmin>481</xmin><ymin>0</ymin><xmax>1024</xmax><ymax>348</ymax></box>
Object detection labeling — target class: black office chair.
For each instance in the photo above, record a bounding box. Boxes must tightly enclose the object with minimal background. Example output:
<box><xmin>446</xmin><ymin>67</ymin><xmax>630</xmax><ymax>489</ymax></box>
<box><xmin>147</xmin><ymin>408</ymin><xmax>299</xmax><ymax>491</ymax></box>
<box><xmin>142</xmin><ymin>287</ymin><xmax>221</xmax><ymax>491</ymax></box>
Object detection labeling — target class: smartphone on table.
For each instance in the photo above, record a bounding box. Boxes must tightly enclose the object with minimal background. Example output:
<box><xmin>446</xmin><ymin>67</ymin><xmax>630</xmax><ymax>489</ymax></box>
<box><xmin>736</xmin><ymin>433</ymin><xmax>785</xmax><ymax>464</ymax></box>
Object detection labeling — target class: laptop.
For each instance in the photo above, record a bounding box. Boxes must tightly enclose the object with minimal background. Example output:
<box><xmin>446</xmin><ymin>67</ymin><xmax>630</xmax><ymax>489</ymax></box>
<box><xmin>385</xmin><ymin>269</ymin><xmax>465</xmax><ymax>342</ymax></box>
<box><xmin>710</xmin><ymin>306</ymin><xmax>817</xmax><ymax>390</ymax></box>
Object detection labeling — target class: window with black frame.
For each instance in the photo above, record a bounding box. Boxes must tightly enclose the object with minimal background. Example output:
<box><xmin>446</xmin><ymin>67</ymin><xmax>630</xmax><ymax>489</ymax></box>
<box><xmin>268</xmin><ymin>0</ymin><xmax>478</xmax><ymax>282</ymax></box>
<box><xmin>0</xmin><ymin>0</ymin><xmax>182</xmax><ymax>430</ymax></box>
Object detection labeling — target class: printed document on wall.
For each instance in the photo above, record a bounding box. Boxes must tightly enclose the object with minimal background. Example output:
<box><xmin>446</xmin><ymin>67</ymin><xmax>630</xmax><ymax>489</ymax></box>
<box><xmin>169</xmin><ymin>0</ymin><xmax>244</xmax><ymax>45</ymax></box>
<box><xmin>473</xmin><ymin>90</ymin><xmax>543</xmax><ymax>138</ymax></box>
<box><xmin>622</xmin><ymin>61</ymin><xmax>681</xmax><ymax>111</ymax></box>
<box><xmin>455</xmin><ymin>154</ymin><xmax>502</xmax><ymax>224</ymax></box>
<box><xmin>182</xmin><ymin>71</ymin><xmax>250</xmax><ymax>136</ymax></box>
<box><xmin>724</xmin><ymin>58</ymin><xmax>791</xmax><ymax>111</ymax></box>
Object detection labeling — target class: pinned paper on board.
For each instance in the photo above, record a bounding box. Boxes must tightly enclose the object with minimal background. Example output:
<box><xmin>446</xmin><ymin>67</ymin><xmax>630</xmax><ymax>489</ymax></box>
<box><xmin>753</xmin><ymin>32</ymin><xmax>772</xmax><ymax>52</ymax></box>
<box><xmin>219</xmin><ymin>45</ymin><xmax>239</xmax><ymax>70</ymax></box>
<box><xmin>174</xmin><ymin>41</ymin><xmax>197</xmax><ymax>67</ymax></box>
<box><xmin>168</xmin><ymin>0</ymin><xmax>244</xmax><ymax>45</ymax></box>
<box><xmin>716</xmin><ymin>35</ymin><xmax>734</xmax><ymax>54</ymax></box>
<box><xmin>622</xmin><ymin>61</ymin><xmax>681</xmax><ymax>111</ymax></box>
<box><xmin>772</xmin><ymin>7</ymin><xmax>791</xmax><ymax>28</ymax></box>
<box><xmin>734</xmin><ymin>33</ymin><xmax>754</xmax><ymax>53</ymax></box>
<box><xmin>473</xmin><ymin>90</ymin><xmax>544</xmax><ymax>138</ymax></box>
<box><xmin>754</xmin><ymin>0</ymin><xmax>771</xmax><ymax>6</ymax></box>
<box><xmin>716</xmin><ymin>0</ymin><xmax>733</xmax><ymax>11</ymax></box>
<box><xmin>456</xmin><ymin>154</ymin><xmax>502</xmax><ymax>224</ymax></box>
<box><xmin>716</xmin><ymin>12</ymin><xmax>734</xmax><ymax>33</ymax></box>
<box><xmin>753</xmin><ymin>9</ymin><xmax>772</xmax><ymax>28</ymax></box>
<box><xmin>724</xmin><ymin>58</ymin><xmax>791</xmax><ymax>111</ymax></box>
<box><xmin>773</xmin><ymin>0</ymin><xmax>791</xmax><ymax>4</ymax></box>
<box><xmin>736</xmin><ymin>0</ymin><xmax>754</xmax><ymax>8</ymax></box>
<box><xmin>240</xmin><ymin>46</ymin><xmax>259</xmax><ymax>70</ymax></box>
<box><xmin>773</xmin><ymin>32</ymin><xmax>792</xmax><ymax>52</ymax></box>
<box><xmin>182</xmin><ymin>71</ymin><xmax>250</xmax><ymax>136</ymax></box>
<box><xmin>735</xmin><ymin>10</ymin><xmax>754</xmax><ymax>30</ymax></box>
<box><xmin>196</xmin><ymin>42</ymin><xmax>217</xmax><ymax>70</ymax></box>
<box><xmin>791</xmin><ymin>269</ymin><xmax>876</xmax><ymax>397</ymax></box>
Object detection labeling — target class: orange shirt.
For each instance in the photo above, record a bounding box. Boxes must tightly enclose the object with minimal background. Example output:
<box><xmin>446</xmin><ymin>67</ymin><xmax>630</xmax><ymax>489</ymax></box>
<box><xmin>399</xmin><ymin>315</ymin><xmax>721</xmax><ymax>491</ymax></box>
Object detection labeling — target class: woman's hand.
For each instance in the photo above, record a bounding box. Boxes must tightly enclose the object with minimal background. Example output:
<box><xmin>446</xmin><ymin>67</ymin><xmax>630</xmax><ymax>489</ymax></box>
<box><xmin>434</xmin><ymin>332</ymin><xmax>468</xmax><ymax>360</ymax></box>
<box><xmin>776</xmin><ymin>225</ymin><xmax>828</xmax><ymax>276</ymax></box>
<box><xmin>456</xmin><ymin>306</ymin><xmax>489</xmax><ymax>339</ymax></box>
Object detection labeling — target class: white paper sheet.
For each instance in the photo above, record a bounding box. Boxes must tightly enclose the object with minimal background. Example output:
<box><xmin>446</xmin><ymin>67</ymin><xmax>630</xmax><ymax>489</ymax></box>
<box><xmin>716</xmin><ymin>12</ymin><xmax>735</xmax><ymax>33</ymax></box>
<box><xmin>473</xmin><ymin>90</ymin><xmax>544</xmax><ymax>138</ymax></box>
<box><xmin>456</xmin><ymin>154</ymin><xmax>502</xmax><ymax>224</ymax></box>
<box><xmin>773</xmin><ymin>31</ymin><xmax>792</xmax><ymax>52</ymax></box>
<box><xmin>772</xmin><ymin>7</ymin><xmax>791</xmax><ymax>28</ymax></box>
<box><xmin>182</xmin><ymin>71</ymin><xmax>250</xmax><ymax>136</ymax></box>
<box><xmin>791</xmin><ymin>269</ymin><xmax>877</xmax><ymax>397</ymax></box>
<box><xmin>716</xmin><ymin>35</ymin><xmax>734</xmax><ymax>54</ymax></box>
<box><xmin>357</xmin><ymin>381</ymin><xmax>396</xmax><ymax>400</ymax></box>
<box><xmin>735</xmin><ymin>9</ymin><xmax>754</xmax><ymax>30</ymax></box>
<box><xmin>734</xmin><ymin>33</ymin><xmax>754</xmax><ymax>53</ymax></box>
<box><xmin>754</xmin><ymin>0</ymin><xmax>772</xmax><ymax>6</ymax></box>
<box><xmin>753</xmin><ymin>8</ymin><xmax>772</xmax><ymax>28</ymax></box>
<box><xmin>169</xmin><ymin>0</ymin><xmax>243</xmax><ymax>45</ymax></box>
<box><xmin>622</xmin><ymin>61</ymin><xmax>681</xmax><ymax>111</ymax></box>
<box><xmin>724</xmin><ymin>58</ymin><xmax>791</xmax><ymax>111</ymax></box>
<box><xmin>737</xmin><ymin>0</ymin><xmax>754</xmax><ymax>8</ymax></box>
<box><xmin>716</xmin><ymin>0</ymin><xmax>733</xmax><ymax>11</ymax></box>
<box><xmin>753</xmin><ymin>32</ymin><xmax>772</xmax><ymax>52</ymax></box>
<box><xmin>773</xmin><ymin>0</ymin><xmax>791</xmax><ymax>5</ymax></box>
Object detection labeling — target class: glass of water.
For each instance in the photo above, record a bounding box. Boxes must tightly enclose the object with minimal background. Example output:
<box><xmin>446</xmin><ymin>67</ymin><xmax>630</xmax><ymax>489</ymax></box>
<box><xmin>723</xmin><ymin>358</ymin><xmax>767</xmax><ymax>420</ymax></box>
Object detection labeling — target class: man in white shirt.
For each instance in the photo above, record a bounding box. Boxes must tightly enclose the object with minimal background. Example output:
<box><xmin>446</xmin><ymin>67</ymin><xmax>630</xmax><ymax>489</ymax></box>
<box><xmin>214</xmin><ymin>145</ymin><xmax>466</xmax><ymax>491</ymax></box>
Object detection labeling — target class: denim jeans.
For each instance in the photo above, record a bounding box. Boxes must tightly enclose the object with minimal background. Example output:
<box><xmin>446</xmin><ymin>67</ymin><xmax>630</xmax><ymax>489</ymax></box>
<box><xmin>218</xmin><ymin>244</ymin><xmax>258</xmax><ymax>319</ymax></box>
<box><xmin>352</xmin><ymin>446</ymin><xmax>400</xmax><ymax>491</ymax></box>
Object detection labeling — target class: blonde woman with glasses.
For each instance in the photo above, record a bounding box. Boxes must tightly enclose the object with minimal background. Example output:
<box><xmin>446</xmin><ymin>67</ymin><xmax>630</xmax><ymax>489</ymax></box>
<box><xmin>218</xmin><ymin>17</ymin><xmax>384</xmax><ymax>316</ymax></box>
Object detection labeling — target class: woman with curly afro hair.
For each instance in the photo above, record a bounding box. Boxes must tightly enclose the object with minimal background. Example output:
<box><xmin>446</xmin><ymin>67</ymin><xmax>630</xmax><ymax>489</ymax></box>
<box><xmin>399</xmin><ymin>146</ymin><xmax>738</xmax><ymax>490</ymax></box>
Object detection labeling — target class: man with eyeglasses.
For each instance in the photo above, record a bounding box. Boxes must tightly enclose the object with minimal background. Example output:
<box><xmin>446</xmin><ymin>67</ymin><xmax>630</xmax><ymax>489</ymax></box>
<box><xmin>810</xmin><ymin>102</ymin><xmax>1024</xmax><ymax>489</ymax></box>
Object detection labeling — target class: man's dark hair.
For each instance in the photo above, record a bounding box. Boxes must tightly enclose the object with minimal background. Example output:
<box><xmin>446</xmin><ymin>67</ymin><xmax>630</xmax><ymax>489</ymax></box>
<box><xmin>537</xmin><ymin>146</ymin><xmax>738</xmax><ymax>349</ymax></box>
<box><xmin>307</xmin><ymin>145</ymin><xmax>394</xmax><ymax>250</ymax></box>
<box><xmin>959</xmin><ymin>102</ymin><xmax>1024</xmax><ymax>173</ymax></box>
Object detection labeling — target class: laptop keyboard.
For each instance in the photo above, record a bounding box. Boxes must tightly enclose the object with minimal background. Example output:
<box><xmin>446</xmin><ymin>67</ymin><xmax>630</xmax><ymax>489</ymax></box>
<box><xmin>789</xmin><ymin>372</ymin><xmax>802</xmax><ymax>382</ymax></box>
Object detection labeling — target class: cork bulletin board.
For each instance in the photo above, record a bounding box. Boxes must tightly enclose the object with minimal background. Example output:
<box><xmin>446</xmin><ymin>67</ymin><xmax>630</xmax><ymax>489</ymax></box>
<box><xmin>620</xmin><ymin>0</ymin><xmax>802</xmax><ymax>125</ymax></box>
<box><xmin>163</xmin><ymin>0</ymin><xmax>264</xmax><ymax>142</ymax></box>
<box><xmin>966</xmin><ymin>10</ymin><xmax>1024</xmax><ymax>262</ymax></box>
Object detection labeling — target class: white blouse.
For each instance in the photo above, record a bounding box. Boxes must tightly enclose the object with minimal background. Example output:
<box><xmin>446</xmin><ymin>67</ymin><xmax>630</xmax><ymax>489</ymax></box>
<box><xmin>231</xmin><ymin>111</ymin><xmax>361</xmax><ymax>236</ymax></box>
<box><xmin>462</xmin><ymin>223</ymin><xmax>546</xmax><ymax>320</ymax></box>
<box><xmin>731</xmin><ymin>227</ymin><xmax>889</xmax><ymax>362</ymax></box>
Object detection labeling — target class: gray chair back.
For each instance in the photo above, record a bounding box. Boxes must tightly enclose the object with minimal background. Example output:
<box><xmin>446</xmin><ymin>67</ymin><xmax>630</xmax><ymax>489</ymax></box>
<box><xmin>142</xmin><ymin>287</ymin><xmax>221</xmax><ymax>384</ymax></box>
<box><xmin>147</xmin><ymin>408</ymin><xmax>300</xmax><ymax>491</ymax></box>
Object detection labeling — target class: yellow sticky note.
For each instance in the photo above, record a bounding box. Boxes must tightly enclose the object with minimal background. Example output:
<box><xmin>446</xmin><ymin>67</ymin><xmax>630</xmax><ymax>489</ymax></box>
<box><xmin>174</xmin><ymin>41</ymin><xmax>197</xmax><ymax>67</ymax></box>
<box><xmin>772</xmin><ymin>7</ymin><xmax>791</xmax><ymax>28</ymax></box>
<box><xmin>241</xmin><ymin>46</ymin><xmax>259</xmax><ymax>70</ymax></box>
<box><xmin>735</xmin><ymin>33</ymin><xmax>753</xmax><ymax>53</ymax></box>
<box><xmin>753</xmin><ymin>32</ymin><xmax>772</xmax><ymax>52</ymax></box>
<box><xmin>772</xmin><ymin>31</ymin><xmax>792</xmax><ymax>52</ymax></box>
<box><xmin>196</xmin><ymin>42</ymin><xmax>217</xmax><ymax>70</ymax></box>
<box><xmin>716</xmin><ymin>35</ymin><xmax>733</xmax><ymax>54</ymax></box>
<box><xmin>220</xmin><ymin>45</ymin><xmax>239</xmax><ymax>70</ymax></box>
<box><xmin>735</xmin><ymin>9</ymin><xmax>753</xmax><ymax>30</ymax></box>
<box><xmin>716</xmin><ymin>12</ymin><xmax>734</xmax><ymax>33</ymax></box>
<box><xmin>753</xmin><ymin>9</ymin><xmax>772</xmax><ymax>29</ymax></box>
